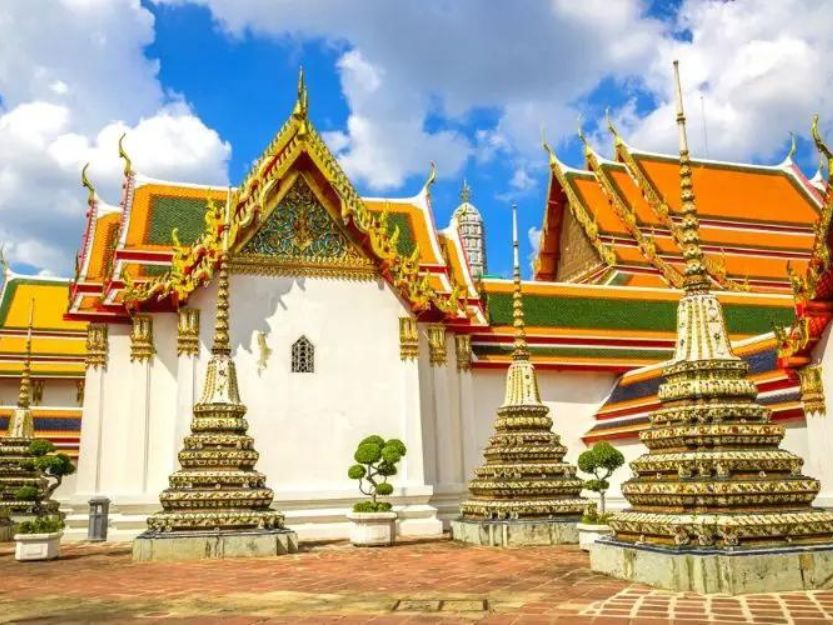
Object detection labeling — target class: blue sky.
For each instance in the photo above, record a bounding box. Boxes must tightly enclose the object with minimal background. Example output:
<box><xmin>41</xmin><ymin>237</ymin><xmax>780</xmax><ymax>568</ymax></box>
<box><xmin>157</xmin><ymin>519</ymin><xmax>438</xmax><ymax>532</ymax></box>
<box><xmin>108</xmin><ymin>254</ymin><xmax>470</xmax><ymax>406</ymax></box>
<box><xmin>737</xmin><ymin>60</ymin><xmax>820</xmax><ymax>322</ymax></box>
<box><xmin>0</xmin><ymin>1</ymin><xmax>830</xmax><ymax>278</ymax></box>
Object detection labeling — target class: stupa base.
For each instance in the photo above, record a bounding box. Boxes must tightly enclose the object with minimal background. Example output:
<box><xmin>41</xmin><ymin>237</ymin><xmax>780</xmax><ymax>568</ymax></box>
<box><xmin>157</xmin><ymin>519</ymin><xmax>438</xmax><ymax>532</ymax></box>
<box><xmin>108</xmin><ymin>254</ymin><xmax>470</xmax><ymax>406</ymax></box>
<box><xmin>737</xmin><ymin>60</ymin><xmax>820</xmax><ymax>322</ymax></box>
<box><xmin>451</xmin><ymin>518</ymin><xmax>579</xmax><ymax>546</ymax></box>
<box><xmin>591</xmin><ymin>539</ymin><xmax>833</xmax><ymax>594</ymax></box>
<box><xmin>132</xmin><ymin>528</ymin><xmax>299</xmax><ymax>562</ymax></box>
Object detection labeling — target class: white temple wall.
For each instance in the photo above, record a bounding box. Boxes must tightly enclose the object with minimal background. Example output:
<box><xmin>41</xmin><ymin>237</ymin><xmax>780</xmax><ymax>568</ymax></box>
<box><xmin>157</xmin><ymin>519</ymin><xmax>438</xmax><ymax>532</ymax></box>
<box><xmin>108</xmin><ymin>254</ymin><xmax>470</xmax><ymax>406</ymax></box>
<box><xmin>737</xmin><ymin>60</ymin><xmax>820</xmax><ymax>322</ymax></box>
<box><xmin>144</xmin><ymin>312</ymin><xmax>179</xmax><ymax>496</ymax></box>
<box><xmin>181</xmin><ymin>273</ymin><xmax>441</xmax><ymax>540</ymax></box>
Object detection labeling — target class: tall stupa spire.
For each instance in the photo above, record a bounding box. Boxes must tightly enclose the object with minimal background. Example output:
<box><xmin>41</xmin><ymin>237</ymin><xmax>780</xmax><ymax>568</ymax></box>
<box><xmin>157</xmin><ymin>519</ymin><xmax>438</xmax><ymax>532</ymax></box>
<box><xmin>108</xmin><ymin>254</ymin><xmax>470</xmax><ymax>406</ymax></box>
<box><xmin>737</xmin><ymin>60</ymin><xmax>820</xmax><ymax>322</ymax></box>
<box><xmin>10</xmin><ymin>299</ymin><xmax>34</xmax><ymax>437</ymax></box>
<box><xmin>455</xmin><ymin>202</ymin><xmax>585</xmax><ymax>537</ymax></box>
<box><xmin>510</xmin><ymin>202</ymin><xmax>529</xmax><ymax>361</ymax></box>
<box><xmin>673</xmin><ymin>60</ymin><xmax>710</xmax><ymax>294</ymax></box>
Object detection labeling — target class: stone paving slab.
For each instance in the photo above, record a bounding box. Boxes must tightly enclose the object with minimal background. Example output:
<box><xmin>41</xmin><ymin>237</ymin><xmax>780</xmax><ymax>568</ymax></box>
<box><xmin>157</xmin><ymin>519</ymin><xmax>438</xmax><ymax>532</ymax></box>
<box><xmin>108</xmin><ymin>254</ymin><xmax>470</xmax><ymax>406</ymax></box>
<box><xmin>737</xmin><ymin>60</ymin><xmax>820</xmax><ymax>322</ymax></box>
<box><xmin>2</xmin><ymin>537</ymin><xmax>833</xmax><ymax>624</ymax></box>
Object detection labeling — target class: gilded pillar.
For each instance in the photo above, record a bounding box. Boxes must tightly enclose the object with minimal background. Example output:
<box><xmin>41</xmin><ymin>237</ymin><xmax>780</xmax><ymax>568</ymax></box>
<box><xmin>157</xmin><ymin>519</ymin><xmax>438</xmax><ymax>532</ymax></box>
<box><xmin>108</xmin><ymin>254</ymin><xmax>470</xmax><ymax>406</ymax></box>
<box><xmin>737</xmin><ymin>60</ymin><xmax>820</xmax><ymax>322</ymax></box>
<box><xmin>173</xmin><ymin>308</ymin><xmax>200</xmax><ymax>475</ymax></box>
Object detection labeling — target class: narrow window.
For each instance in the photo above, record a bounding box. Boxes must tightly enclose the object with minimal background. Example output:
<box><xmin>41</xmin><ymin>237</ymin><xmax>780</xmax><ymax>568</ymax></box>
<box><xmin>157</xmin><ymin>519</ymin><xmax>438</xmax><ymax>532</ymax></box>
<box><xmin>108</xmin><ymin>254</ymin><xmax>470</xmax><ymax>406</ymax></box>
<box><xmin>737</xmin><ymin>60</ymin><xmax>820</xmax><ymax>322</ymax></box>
<box><xmin>291</xmin><ymin>336</ymin><xmax>314</xmax><ymax>373</ymax></box>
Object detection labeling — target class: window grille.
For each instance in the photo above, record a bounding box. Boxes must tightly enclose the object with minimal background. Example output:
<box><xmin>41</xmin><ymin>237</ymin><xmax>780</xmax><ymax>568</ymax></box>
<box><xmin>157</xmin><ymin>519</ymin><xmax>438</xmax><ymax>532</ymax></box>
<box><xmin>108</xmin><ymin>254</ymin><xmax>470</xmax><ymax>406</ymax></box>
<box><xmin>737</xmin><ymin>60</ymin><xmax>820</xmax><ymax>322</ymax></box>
<box><xmin>291</xmin><ymin>336</ymin><xmax>314</xmax><ymax>373</ymax></box>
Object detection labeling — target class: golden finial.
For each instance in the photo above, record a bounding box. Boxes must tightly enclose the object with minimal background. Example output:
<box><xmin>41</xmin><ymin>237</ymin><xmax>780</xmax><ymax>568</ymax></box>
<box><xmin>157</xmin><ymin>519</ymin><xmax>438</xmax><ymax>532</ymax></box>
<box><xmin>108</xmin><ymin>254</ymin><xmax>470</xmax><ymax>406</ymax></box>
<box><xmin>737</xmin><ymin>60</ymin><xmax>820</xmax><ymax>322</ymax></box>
<box><xmin>425</xmin><ymin>161</ymin><xmax>437</xmax><ymax>191</ymax></box>
<box><xmin>293</xmin><ymin>66</ymin><xmax>309</xmax><ymax>121</ymax></box>
<box><xmin>541</xmin><ymin>127</ymin><xmax>557</xmax><ymax>167</ymax></box>
<box><xmin>605</xmin><ymin>107</ymin><xmax>625</xmax><ymax>148</ymax></box>
<box><xmin>460</xmin><ymin>178</ymin><xmax>472</xmax><ymax>204</ymax></box>
<box><xmin>673</xmin><ymin>60</ymin><xmax>709</xmax><ymax>293</ymax></box>
<box><xmin>17</xmin><ymin>298</ymin><xmax>34</xmax><ymax>409</ymax></box>
<box><xmin>811</xmin><ymin>114</ymin><xmax>833</xmax><ymax>178</ymax></box>
<box><xmin>786</xmin><ymin>132</ymin><xmax>798</xmax><ymax>163</ymax></box>
<box><xmin>118</xmin><ymin>133</ymin><xmax>133</xmax><ymax>176</ymax></box>
<box><xmin>511</xmin><ymin>202</ymin><xmax>529</xmax><ymax>361</ymax></box>
<box><xmin>81</xmin><ymin>163</ymin><xmax>96</xmax><ymax>205</ymax></box>
<box><xmin>576</xmin><ymin>116</ymin><xmax>593</xmax><ymax>160</ymax></box>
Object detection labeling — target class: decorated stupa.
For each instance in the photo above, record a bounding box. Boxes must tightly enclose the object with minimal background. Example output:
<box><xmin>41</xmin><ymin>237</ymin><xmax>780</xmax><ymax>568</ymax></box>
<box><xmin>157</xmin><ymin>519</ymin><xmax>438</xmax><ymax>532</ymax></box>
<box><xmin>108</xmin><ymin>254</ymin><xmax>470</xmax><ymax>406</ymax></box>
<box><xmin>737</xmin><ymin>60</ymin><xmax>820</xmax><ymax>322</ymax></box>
<box><xmin>133</xmin><ymin>220</ymin><xmax>296</xmax><ymax>561</ymax></box>
<box><xmin>591</xmin><ymin>61</ymin><xmax>833</xmax><ymax>594</ymax></box>
<box><xmin>452</xmin><ymin>202</ymin><xmax>587</xmax><ymax>546</ymax></box>
<box><xmin>0</xmin><ymin>301</ymin><xmax>57</xmax><ymax>520</ymax></box>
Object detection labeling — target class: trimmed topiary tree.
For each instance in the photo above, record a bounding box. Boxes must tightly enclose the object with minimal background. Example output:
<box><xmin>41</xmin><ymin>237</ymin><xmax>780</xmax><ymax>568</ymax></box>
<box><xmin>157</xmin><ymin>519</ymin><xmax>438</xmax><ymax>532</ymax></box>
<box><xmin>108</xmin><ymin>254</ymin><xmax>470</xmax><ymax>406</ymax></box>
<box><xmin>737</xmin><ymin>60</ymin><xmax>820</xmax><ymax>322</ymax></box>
<box><xmin>348</xmin><ymin>435</ymin><xmax>407</xmax><ymax>513</ymax></box>
<box><xmin>13</xmin><ymin>439</ymin><xmax>75</xmax><ymax>517</ymax></box>
<box><xmin>577</xmin><ymin>441</ymin><xmax>625</xmax><ymax>520</ymax></box>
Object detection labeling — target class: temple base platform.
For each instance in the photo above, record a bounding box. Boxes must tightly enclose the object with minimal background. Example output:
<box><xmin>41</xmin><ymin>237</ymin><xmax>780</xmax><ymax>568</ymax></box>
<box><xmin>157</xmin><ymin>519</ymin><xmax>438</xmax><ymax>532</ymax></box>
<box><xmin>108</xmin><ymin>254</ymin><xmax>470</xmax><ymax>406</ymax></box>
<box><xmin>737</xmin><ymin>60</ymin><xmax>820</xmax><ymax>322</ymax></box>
<box><xmin>591</xmin><ymin>539</ymin><xmax>833</xmax><ymax>594</ymax></box>
<box><xmin>451</xmin><ymin>518</ymin><xmax>578</xmax><ymax>546</ymax></box>
<box><xmin>132</xmin><ymin>528</ymin><xmax>299</xmax><ymax>562</ymax></box>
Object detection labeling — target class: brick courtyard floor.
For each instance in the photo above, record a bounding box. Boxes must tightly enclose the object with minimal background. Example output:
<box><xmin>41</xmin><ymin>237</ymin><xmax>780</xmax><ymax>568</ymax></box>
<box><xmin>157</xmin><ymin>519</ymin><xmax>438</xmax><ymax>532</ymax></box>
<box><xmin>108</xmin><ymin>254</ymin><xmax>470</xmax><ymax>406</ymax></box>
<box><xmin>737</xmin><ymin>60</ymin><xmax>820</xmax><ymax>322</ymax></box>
<box><xmin>2</xmin><ymin>537</ymin><xmax>833</xmax><ymax>624</ymax></box>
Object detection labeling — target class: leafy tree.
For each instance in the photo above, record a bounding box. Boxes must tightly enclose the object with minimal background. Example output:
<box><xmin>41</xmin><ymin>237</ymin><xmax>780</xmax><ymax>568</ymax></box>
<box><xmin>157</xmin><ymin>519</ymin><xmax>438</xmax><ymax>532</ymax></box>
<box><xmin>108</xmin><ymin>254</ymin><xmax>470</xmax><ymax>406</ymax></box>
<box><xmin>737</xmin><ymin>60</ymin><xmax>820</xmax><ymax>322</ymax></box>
<box><xmin>577</xmin><ymin>441</ymin><xmax>625</xmax><ymax>516</ymax></box>
<box><xmin>13</xmin><ymin>439</ymin><xmax>75</xmax><ymax>517</ymax></box>
<box><xmin>348</xmin><ymin>435</ymin><xmax>407</xmax><ymax>513</ymax></box>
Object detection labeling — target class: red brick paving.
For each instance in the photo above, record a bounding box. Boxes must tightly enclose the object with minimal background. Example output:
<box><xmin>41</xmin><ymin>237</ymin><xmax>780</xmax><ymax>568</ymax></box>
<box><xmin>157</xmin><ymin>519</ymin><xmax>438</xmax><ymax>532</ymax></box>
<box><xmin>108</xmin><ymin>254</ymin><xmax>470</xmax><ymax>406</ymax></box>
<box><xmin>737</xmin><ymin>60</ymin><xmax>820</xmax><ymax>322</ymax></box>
<box><xmin>1</xmin><ymin>538</ymin><xmax>833</xmax><ymax>624</ymax></box>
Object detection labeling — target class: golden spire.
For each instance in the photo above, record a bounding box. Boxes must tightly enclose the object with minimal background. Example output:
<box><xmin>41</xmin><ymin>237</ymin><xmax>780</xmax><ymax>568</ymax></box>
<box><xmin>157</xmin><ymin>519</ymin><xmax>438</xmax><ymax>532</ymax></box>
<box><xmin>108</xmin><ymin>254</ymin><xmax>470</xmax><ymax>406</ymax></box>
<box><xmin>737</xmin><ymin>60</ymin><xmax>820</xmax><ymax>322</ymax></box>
<box><xmin>211</xmin><ymin>190</ymin><xmax>233</xmax><ymax>357</ymax></box>
<box><xmin>81</xmin><ymin>163</ymin><xmax>96</xmax><ymax>205</ymax></box>
<box><xmin>16</xmin><ymin>299</ymin><xmax>34</xmax><ymax>410</ymax></box>
<box><xmin>541</xmin><ymin>128</ymin><xmax>558</xmax><ymax>167</ymax></box>
<box><xmin>786</xmin><ymin>132</ymin><xmax>798</xmax><ymax>163</ymax></box>
<box><xmin>673</xmin><ymin>60</ymin><xmax>709</xmax><ymax>293</ymax></box>
<box><xmin>510</xmin><ymin>202</ymin><xmax>529</xmax><ymax>362</ymax></box>
<box><xmin>118</xmin><ymin>133</ymin><xmax>133</xmax><ymax>176</ymax></box>
<box><xmin>460</xmin><ymin>178</ymin><xmax>472</xmax><ymax>204</ymax></box>
<box><xmin>293</xmin><ymin>66</ymin><xmax>309</xmax><ymax>122</ymax></box>
<box><xmin>605</xmin><ymin>108</ymin><xmax>625</xmax><ymax>148</ymax></box>
<box><xmin>425</xmin><ymin>161</ymin><xmax>437</xmax><ymax>192</ymax></box>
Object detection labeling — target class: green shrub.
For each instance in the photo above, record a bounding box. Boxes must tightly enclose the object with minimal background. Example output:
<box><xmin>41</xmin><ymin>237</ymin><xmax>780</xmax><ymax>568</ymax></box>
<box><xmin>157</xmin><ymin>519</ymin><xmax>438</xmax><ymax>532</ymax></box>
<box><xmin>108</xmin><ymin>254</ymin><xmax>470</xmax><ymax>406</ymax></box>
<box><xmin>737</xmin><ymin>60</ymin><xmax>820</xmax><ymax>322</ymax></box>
<box><xmin>13</xmin><ymin>486</ymin><xmax>39</xmax><ymax>502</ymax></box>
<box><xmin>577</xmin><ymin>442</ymin><xmax>625</xmax><ymax>516</ymax></box>
<box><xmin>16</xmin><ymin>515</ymin><xmax>64</xmax><ymax>535</ymax></box>
<box><xmin>348</xmin><ymin>434</ymin><xmax>407</xmax><ymax>513</ymax></box>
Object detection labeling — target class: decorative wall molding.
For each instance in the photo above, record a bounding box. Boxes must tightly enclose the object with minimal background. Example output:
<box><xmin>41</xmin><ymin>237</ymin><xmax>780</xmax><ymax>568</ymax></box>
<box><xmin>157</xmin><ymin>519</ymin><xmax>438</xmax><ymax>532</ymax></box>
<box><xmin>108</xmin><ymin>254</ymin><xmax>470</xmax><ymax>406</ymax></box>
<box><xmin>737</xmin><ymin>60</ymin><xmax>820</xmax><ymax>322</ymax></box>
<box><xmin>76</xmin><ymin>379</ymin><xmax>85</xmax><ymax>406</ymax></box>
<box><xmin>428</xmin><ymin>324</ymin><xmax>447</xmax><ymax>367</ymax></box>
<box><xmin>455</xmin><ymin>334</ymin><xmax>472</xmax><ymax>372</ymax></box>
<box><xmin>799</xmin><ymin>364</ymin><xmax>826</xmax><ymax>416</ymax></box>
<box><xmin>177</xmin><ymin>308</ymin><xmax>200</xmax><ymax>357</ymax></box>
<box><xmin>399</xmin><ymin>317</ymin><xmax>419</xmax><ymax>361</ymax></box>
<box><xmin>130</xmin><ymin>314</ymin><xmax>155</xmax><ymax>363</ymax></box>
<box><xmin>85</xmin><ymin>323</ymin><xmax>108</xmax><ymax>370</ymax></box>
<box><xmin>31</xmin><ymin>380</ymin><xmax>44</xmax><ymax>405</ymax></box>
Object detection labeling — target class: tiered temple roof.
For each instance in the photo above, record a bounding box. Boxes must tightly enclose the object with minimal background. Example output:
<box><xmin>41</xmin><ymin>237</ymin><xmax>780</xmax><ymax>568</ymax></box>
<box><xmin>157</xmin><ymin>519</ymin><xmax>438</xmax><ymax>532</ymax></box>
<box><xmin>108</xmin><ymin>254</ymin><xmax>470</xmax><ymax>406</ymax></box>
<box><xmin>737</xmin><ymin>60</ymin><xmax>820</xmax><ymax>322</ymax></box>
<box><xmin>0</xmin><ymin>271</ymin><xmax>85</xmax><ymax>458</ymax></box>
<box><xmin>0</xmin><ymin>69</ymin><xmax>828</xmax><ymax>467</ymax></box>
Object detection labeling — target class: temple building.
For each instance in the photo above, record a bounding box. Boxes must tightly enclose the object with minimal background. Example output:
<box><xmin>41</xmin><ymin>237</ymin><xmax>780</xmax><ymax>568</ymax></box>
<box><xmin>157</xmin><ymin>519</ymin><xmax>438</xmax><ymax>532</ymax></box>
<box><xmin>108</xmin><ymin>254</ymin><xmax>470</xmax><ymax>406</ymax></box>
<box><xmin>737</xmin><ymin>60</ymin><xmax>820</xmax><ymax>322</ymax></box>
<box><xmin>1</xmin><ymin>71</ymin><xmax>832</xmax><ymax>543</ymax></box>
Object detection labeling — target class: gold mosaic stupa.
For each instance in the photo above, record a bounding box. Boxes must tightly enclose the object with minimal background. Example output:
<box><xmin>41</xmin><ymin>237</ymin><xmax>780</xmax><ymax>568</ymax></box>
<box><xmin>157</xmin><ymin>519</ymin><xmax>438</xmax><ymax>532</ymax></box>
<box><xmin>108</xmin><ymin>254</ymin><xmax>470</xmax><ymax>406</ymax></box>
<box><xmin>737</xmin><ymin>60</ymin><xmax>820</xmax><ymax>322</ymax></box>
<box><xmin>459</xmin><ymin>203</ymin><xmax>586</xmax><ymax>522</ymax></box>
<box><xmin>607</xmin><ymin>62</ymin><xmax>833</xmax><ymax>550</ymax></box>
<box><xmin>0</xmin><ymin>301</ymin><xmax>57</xmax><ymax>519</ymax></box>
<box><xmin>142</xmin><ymin>248</ymin><xmax>286</xmax><ymax>534</ymax></box>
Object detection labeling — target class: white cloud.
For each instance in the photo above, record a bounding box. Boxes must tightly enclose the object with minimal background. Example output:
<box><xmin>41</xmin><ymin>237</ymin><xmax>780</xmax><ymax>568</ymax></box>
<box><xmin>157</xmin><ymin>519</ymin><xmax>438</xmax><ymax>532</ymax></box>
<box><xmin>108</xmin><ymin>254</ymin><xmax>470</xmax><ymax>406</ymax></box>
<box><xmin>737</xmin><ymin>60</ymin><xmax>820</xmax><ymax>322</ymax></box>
<box><xmin>527</xmin><ymin>226</ymin><xmax>542</xmax><ymax>273</ymax></box>
<box><xmin>615</xmin><ymin>0</ymin><xmax>833</xmax><ymax>162</ymax></box>
<box><xmin>0</xmin><ymin>0</ymin><xmax>231</xmax><ymax>273</ymax></box>
<box><xmin>154</xmin><ymin>0</ymin><xmax>664</xmax><ymax>185</ymax></box>
<box><xmin>161</xmin><ymin>0</ymin><xmax>833</xmax><ymax>175</ymax></box>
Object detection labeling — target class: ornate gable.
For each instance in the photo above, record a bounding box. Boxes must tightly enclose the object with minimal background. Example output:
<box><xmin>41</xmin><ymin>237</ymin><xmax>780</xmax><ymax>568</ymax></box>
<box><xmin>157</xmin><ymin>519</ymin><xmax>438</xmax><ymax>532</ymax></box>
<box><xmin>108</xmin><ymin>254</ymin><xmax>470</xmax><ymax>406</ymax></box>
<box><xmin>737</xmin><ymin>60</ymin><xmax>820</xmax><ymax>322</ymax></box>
<box><xmin>232</xmin><ymin>174</ymin><xmax>374</xmax><ymax>279</ymax></box>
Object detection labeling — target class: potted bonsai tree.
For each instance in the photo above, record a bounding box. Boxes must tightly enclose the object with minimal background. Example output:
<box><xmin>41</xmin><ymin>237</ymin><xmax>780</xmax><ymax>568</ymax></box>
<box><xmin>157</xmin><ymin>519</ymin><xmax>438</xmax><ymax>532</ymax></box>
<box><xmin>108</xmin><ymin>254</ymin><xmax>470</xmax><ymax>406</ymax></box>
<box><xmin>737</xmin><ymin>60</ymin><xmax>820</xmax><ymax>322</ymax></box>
<box><xmin>576</xmin><ymin>441</ymin><xmax>624</xmax><ymax>551</ymax></box>
<box><xmin>13</xmin><ymin>439</ymin><xmax>75</xmax><ymax>561</ymax></box>
<box><xmin>346</xmin><ymin>435</ymin><xmax>406</xmax><ymax>546</ymax></box>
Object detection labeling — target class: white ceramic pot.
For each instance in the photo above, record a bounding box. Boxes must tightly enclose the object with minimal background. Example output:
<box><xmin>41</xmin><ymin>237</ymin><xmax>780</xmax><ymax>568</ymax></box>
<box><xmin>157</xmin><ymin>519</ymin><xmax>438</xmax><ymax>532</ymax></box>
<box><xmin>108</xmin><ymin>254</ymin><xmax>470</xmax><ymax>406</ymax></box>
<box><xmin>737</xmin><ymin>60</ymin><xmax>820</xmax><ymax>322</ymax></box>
<box><xmin>14</xmin><ymin>531</ymin><xmax>62</xmax><ymax>561</ymax></box>
<box><xmin>347</xmin><ymin>511</ymin><xmax>397</xmax><ymax>547</ymax></box>
<box><xmin>577</xmin><ymin>522</ymin><xmax>612</xmax><ymax>551</ymax></box>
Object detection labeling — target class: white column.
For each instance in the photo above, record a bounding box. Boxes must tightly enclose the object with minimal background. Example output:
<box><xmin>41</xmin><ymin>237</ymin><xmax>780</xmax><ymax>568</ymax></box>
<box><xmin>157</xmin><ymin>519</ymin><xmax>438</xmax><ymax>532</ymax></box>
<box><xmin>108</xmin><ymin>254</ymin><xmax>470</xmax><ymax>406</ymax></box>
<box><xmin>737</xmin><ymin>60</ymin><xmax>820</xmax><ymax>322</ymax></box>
<box><xmin>124</xmin><ymin>315</ymin><xmax>153</xmax><ymax>495</ymax></box>
<box><xmin>457</xmin><ymin>362</ymin><xmax>478</xmax><ymax>482</ymax></box>
<box><xmin>74</xmin><ymin>366</ymin><xmax>105</xmax><ymax>495</ymax></box>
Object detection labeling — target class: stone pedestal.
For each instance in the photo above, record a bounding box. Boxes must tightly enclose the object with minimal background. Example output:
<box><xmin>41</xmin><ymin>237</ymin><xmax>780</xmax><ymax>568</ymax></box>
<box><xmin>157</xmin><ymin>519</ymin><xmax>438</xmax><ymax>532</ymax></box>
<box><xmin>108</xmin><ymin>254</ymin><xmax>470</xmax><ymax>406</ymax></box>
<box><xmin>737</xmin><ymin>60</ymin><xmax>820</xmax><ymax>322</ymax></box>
<box><xmin>451</xmin><ymin>518</ymin><xmax>578</xmax><ymax>546</ymax></box>
<box><xmin>591</xmin><ymin>539</ymin><xmax>833</xmax><ymax>595</ymax></box>
<box><xmin>132</xmin><ymin>528</ymin><xmax>299</xmax><ymax>562</ymax></box>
